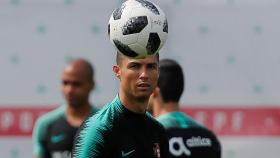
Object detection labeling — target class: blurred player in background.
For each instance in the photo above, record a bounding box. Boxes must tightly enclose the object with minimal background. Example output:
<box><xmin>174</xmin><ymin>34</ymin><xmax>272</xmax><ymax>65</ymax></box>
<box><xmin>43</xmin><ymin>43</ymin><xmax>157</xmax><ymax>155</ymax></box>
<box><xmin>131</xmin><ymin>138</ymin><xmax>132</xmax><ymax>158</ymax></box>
<box><xmin>32</xmin><ymin>58</ymin><xmax>99</xmax><ymax>158</ymax></box>
<box><xmin>72</xmin><ymin>52</ymin><xmax>170</xmax><ymax>158</ymax></box>
<box><xmin>149</xmin><ymin>59</ymin><xmax>221</xmax><ymax>158</ymax></box>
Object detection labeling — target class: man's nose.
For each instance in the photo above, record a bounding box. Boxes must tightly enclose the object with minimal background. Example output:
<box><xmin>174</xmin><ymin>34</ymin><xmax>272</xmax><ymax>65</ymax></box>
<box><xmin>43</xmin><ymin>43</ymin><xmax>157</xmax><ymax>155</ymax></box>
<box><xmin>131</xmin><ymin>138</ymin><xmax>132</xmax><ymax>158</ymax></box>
<box><xmin>139</xmin><ymin>68</ymin><xmax>149</xmax><ymax>79</ymax></box>
<box><xmin>65</xmin><ymin>85</ymin><xmax>74</xmax><ymax>93</ymax></box>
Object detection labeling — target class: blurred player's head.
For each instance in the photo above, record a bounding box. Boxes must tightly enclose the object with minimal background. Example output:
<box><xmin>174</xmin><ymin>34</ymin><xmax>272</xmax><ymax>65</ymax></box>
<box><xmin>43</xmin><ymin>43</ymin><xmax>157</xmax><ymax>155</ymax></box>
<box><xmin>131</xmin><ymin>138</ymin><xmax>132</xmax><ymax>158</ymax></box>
<box><xmin>113</xmin><ymin>51</ymin><xmax>159</xmax><ymax>106</ymax></box>
<box><xmin>61</xmin><ymin>58</ymin><xmax>95</xmax><ymax>107</ymax></box>
<box><xmin>158</xmin><ymin>59</ymin><xmax>184</xmax><ymax>102</ymax></box>
<box><xmin>148</xmin><ymin>59</ymin><xmax>184</xmax><ymax>115</ymax></box>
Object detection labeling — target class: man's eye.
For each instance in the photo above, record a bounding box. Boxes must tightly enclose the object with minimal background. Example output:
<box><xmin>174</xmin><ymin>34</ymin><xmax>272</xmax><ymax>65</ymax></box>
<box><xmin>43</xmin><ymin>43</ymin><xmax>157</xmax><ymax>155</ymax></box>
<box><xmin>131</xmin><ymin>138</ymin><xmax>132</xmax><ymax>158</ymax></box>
<box><xmin>73</xmin><ymin>82</ymin><xmax>82</xmax><ymax>87</ymax></box>
<box><xmin>130</xmin><ymin>64</ymin><xmax>140</xmax><ymax>68</ymax></box>
<box><xmin>148</xmin><ymin>64</ymin><xmax>157</xmax><ymax>69</ymax></box>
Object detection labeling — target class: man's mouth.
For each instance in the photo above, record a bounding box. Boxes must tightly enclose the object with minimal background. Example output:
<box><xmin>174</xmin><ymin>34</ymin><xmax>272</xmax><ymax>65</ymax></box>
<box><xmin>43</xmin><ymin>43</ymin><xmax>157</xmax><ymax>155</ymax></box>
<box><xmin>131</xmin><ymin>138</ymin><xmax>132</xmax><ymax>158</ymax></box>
<box><xmin>137</xmin><ymin>83</ymin><xmax>151</xmax><ymax>90</ymax></box>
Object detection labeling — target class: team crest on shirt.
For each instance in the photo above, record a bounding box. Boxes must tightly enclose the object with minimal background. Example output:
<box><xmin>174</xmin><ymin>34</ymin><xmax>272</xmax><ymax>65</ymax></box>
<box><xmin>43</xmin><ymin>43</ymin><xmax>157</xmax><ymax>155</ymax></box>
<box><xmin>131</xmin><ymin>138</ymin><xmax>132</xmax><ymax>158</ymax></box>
<box><xmin>153</xmin><ymin>143</ymin><xmax>161</xmax><ymax>158</ymax></box>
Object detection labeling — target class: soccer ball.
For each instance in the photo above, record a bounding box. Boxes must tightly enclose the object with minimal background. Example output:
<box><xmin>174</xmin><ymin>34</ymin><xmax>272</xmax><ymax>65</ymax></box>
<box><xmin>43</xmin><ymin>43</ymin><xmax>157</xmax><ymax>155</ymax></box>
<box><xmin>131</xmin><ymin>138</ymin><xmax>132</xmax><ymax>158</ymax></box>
<box><xmin>108</xmin><ymin>0</ymin><xmax>168</xmax><ymax>58</ymax></box>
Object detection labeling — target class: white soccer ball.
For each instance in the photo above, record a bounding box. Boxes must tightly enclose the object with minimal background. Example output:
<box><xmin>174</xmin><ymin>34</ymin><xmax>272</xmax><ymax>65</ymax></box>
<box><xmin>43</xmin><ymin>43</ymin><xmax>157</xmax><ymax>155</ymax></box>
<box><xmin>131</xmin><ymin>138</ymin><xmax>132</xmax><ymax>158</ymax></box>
<box><xmin>108</xmin><ymin>0</ymin><xmax>168</xmax><ymax>58</ymax></box>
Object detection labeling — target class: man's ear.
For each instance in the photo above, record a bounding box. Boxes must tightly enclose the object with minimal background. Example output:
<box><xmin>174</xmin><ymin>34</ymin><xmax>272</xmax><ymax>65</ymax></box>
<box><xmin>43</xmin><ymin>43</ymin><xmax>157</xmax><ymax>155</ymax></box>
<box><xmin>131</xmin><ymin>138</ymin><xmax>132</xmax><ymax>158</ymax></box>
<box><xmin>113</xmin><ymin>65</ymin><xmax>120</xmax><ymax>79</ymax></box>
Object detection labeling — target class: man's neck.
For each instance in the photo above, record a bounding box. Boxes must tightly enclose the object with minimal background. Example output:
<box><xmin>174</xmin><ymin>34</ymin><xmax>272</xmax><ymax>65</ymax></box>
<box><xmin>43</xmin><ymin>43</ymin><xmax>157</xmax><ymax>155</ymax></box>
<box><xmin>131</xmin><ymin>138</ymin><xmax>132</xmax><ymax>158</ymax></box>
<box><xmin>119</xmin><ymin>92</ymin><xmax>148</xmax><ymax>114</ymax></box>
<box><xmin>66</xmin><ymin>103</ymin><xmax>91</xmax><ymax>127</ymax></box>
<box><xmin>156</xmin><ymin>102</ymin><xmax>180</xmax><ymax>118</ymax></box>
<box><xmin>67</xmin><ymin>103</ymin><xmax>91</xmax><ymax>115</ymax></box>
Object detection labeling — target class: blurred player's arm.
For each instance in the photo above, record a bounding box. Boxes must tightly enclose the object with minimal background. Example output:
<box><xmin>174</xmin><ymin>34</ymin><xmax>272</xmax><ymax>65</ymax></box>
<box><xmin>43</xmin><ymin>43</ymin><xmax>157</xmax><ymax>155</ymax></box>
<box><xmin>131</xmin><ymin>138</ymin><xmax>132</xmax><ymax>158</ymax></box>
<box><xmin>32</xmin><ymin>117</ymin><xmax>47</xmax><ymax>158</ymax></box>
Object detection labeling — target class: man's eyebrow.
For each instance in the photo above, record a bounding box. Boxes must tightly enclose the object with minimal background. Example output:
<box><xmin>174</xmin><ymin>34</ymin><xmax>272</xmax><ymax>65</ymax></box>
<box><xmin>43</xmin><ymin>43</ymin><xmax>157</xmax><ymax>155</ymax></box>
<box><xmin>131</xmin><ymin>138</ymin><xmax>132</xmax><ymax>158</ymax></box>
<box><xmin>148</xmin><ymin>62</ymin><xmax>158</xmax><ymax>65</ymax></box>
<box><xmin>127</xmin><ymin>61</ymin><xmax>141</xmax><ymax>65</ymax></box>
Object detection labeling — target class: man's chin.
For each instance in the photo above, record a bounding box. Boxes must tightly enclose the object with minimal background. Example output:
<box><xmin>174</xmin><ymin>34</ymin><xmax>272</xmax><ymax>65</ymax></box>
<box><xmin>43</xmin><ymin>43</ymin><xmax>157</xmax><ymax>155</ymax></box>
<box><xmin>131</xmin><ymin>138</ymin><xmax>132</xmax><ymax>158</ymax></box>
<box><xmin>135</xmin><ymin>92</ymin><xmax>152</xmax><ymax>101</ymax></box>
<box><xmin>68</xmin><ymin>102</ymin><xmax>80</xmax><ymax>108</ymax></box>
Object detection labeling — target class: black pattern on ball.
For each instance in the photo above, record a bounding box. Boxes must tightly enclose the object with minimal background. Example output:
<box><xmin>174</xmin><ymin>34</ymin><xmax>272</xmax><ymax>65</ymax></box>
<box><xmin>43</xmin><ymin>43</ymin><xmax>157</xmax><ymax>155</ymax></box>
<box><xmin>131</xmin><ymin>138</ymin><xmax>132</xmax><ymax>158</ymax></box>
<box><xmin>146</xmin><ymin>33</ymin><xmax>161</xmax><ymax>55</ymax></box>
<box><xmin>122</xmin><ymin>16</ymin><xmax>148</xmax><ymax>35</ymax></box>
<box><xmin>113</xmin><ymin>3</ymin><xmax>126</xmax><ymax>20</ymax></box>
<box><xmin>108</xmin><ymin>24</ymin><xmax>110</xmax><ymax>36</ymax></box>
<box><xmin>113</xmin><ymin>39</ymin><xmax>138</xmax><ymax>57</ymax></box>
<box><xmin>163</xmin><ymin>18</ymin><xmax>168</xmax><ymax>33</ymax></box>
<box><xmin>136</xmin><ymin>0</ymin><xmax>159</xmax><ymax>15</ymax></box>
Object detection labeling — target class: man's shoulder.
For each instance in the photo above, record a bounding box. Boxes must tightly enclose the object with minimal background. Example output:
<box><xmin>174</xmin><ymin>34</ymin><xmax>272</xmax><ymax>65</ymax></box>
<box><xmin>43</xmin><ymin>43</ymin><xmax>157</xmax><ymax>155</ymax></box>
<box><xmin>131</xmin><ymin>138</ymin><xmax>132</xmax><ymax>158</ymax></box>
<box><xmin>35</xmin><ymin>106</ymin><xmax>65</xmax><ymax>128</ymax></box>
<box><xmin>158</xmin><ymin>112</ymin><xmax>204</xmax><ymax>129</ymax></box>
<box><xmin>146</xmin><ymin>112</ymin><xmax>158</xmax><ymax>121</ymax></box>
<box><xmin>84</xmin><ymin>102</ymin><xmax>118</xmax><ymax>130</ymax></box>
<box><xmin>146</xmin><ymin>112</ymin><xmax>166</xmax><ymax>131</ymax></box>
<box><xmin>72</xmin><ymin>104</ymin><xmax>114</xmax><ymax>158</ymax></box>
<box><xmin>90</xmin><ymin>104</ymin><xmax>100</xmax><ymax>114</ymax></box>
<box><xmin>33</xmin><ymin>106</ymin><xmax>66</xmax><ymax>142</ymax></box>
<box><xmin>75</xmin><ymin>104</ymin><xmax>118</xmax><ymax>147</ymax></box>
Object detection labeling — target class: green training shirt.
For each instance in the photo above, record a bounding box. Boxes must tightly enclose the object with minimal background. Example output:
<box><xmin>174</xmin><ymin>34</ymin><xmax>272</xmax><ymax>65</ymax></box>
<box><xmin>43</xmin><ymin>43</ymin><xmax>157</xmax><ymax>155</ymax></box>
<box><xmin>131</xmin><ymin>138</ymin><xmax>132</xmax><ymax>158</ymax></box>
<box><xmin>157</xmin><ymin>112</ymin><xmax>221</xmax><ymax>158</ymax></box>
<box><xmin>33</xmin><ymin>105</ymin><xmax>98</xmax><ymax>158</ymax></box>
<box><xmin>157</xmin><ymin>112</ymin><xmax>202</xmax><ymax>129</ymax></box>
<box><xmin>72</xmin><ymin>95</ymin><xmax>170</xmax><ymax>158</ymax></box>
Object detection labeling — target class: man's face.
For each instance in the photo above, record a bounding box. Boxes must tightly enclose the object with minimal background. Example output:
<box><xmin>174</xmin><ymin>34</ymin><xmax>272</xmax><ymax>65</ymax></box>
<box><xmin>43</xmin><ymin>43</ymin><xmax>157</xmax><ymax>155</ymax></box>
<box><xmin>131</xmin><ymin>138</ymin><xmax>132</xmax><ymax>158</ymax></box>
<box><xmin>114</xmin><ymin>54</ymin><xmax>159</xmax><ymax>100</ymax></box>
<box><xmin>61</xmin><ymin>66</ymin><xmax>93</xmax><ymax>107</ymax></box>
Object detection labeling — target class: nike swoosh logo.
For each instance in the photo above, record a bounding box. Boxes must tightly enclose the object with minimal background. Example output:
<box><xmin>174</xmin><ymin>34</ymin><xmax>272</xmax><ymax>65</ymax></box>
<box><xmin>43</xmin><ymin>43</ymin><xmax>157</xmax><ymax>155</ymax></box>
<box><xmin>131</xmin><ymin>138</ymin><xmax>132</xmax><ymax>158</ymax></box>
<box><xmin>51</xmin><ymin>134</ymin><xmax>65</xmax><ymax>143</ymax></box>
<box><xmin>121</xmin><ymin>149</ymin><xmax>135</xmax><ymax>157</ymax></box>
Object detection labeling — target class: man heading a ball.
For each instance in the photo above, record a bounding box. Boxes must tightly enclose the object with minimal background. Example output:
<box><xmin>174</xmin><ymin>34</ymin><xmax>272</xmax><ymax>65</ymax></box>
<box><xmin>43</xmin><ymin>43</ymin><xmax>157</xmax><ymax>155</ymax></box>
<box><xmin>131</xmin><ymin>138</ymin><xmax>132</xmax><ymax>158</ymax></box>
<box><xmin>72</xmin><ymin>52</ymin><xmax>170</xmax><ymax>158</ymax></box>
<box><xmin>72</xmin><ymin>0</ymin><xmax>169</xmax><ymax>157</ymax></box>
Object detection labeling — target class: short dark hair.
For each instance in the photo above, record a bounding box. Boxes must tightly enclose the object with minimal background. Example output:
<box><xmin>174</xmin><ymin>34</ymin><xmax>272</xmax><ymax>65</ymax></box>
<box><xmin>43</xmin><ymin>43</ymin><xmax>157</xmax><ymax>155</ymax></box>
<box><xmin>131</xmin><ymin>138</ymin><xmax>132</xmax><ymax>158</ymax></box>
<box><xmin>158</xmin><ymin>59</ymin><xmax>184</xmax><ymax>103</ymax></box>
<box><xmin>116</xmin><ymin>51</ymin><xmax>159</xmax><ymax>65</ymax></box>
